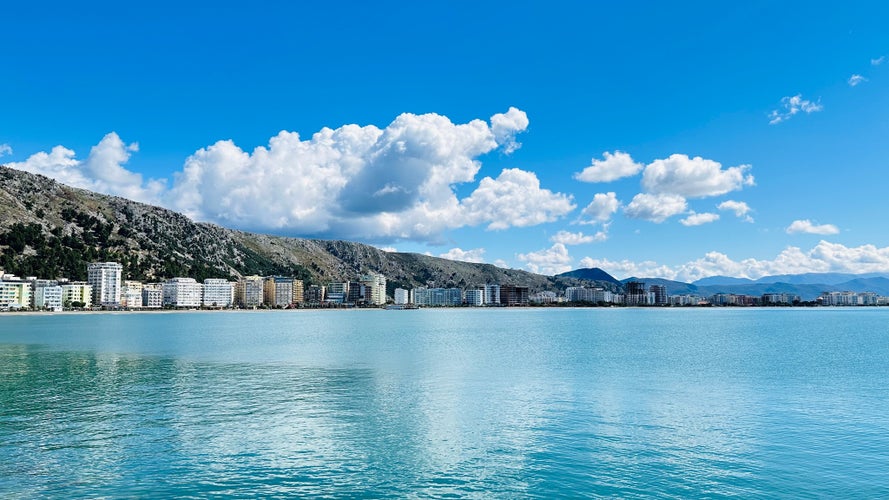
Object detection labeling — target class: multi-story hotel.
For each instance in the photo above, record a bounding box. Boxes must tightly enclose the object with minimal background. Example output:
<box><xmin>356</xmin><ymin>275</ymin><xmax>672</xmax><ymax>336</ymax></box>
<box><xmin>60</xmin><ymin>281</ymin><xmax>92</xmax><ymax>308</ymax></box>
<box><xmin>32</xmin><ymin>280</ymin><xmax>63</xmax><ymax>311</ymax></box>
<box><xmin>394</xmin><ymin>288</ymin><xmax>409</xmax><ymax>305</ymax></box>
<box><xmin>291</xmin><ymin>279</ymin><xmax>304</xmax><ymax>304</ymax></box>
<box><xmin>162</xmin><ymin>277</ymin><xmax>203</xmax><ymax>308</ymax></box>
<box><xmin>87</xmin><ymin>262</ymin><xmax>123</xmax><ymax>307</ymax></box>
<box><xmin>359</xmin><ymin>272</ymin><xmax>387</xmax><ymax>305</ymax></box>
<box><xmin>203</xmin><ymin>278</ymin><xmax>234</xmax><ymax>308</ymax></box>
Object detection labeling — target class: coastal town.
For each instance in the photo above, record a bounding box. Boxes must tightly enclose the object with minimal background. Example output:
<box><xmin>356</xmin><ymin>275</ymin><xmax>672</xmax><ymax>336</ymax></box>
<box><xmin>1</xmin><ymin>261</ymin><xmax>888</xmax><ymax>312</ymax></box>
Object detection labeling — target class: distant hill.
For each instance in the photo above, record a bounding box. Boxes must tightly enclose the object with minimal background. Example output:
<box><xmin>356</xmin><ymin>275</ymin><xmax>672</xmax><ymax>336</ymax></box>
<box><xmin>0</xmin><ymin>166</ymin><xmax>581</xmax><ymax>294</ymax></box>
<box><xmin>692</xmin><ymin>275</ymin><xmax>754</xmax><ymax>286</ymax></box>
<box><xmin>556</xmin><ymin>267</ymin><xmax>621</xmax><ymax>285</ymax></box>
<box><xmin>753</xmin><ymin>272</ymin><xmax>889</xmax><ymax>286</ymax></box>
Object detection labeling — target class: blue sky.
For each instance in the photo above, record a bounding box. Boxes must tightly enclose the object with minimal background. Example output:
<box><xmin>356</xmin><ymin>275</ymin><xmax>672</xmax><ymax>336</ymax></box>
<box><xmin>3</xmin><ymin>1</ymin><xmax>889</xmax><ymax>280</ymax></box>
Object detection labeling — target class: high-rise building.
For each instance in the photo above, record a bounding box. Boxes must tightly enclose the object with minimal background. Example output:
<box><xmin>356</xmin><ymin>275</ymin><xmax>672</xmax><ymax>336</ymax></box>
<box><xmin>500</xmin><ymin>285</ymin><xmax>529</xmax><ymax>306</ymax></box>
<box><xmin>32</xmin><ymin>280</ymin><xmax>63</xmax><ymax>311</ymax></box>
<box><xmin>237</xmin><ymin>276</ymin><xmax>264</xmax><ymax>308</ymax></box>
<box><xmin>87</xmin><ymin>262</ymin><xmax>123</xmax><ymax>307</ymax></box>
<box><xmin>625</xmin><ymin>281</ymin><xmax>647</xmax><ymax>306</ymax></box>
<box><xmin>483</xmin><ymin>284</ymin><xmax>500</xmax><ymax>305</ymax></box>
<box><xmin>326</xmin><ymin>282</ymin><xmax>348</xmax><ymax>304</ymax></box>
<box><xmin>264</xmin><ymin>277</ymin><xmax>294</xmax><ymax>308</ymax></box>
<box><xmin>291</xmin><ymin>279</ymin><xmax>304</xmax><ymax>304</ymax></box>
<box><xmin>394</xmin><ymin>288</ymin><xmax>409</xmax><ymax>305</ymax></box>
<box><xmin>141</xmin><ymin>283</ymin><xmax>163</xmax><ymax>308</ymax></box>
<box><xmin>305</xmin><ymin>285</ymin><xmax>324</xmax><ymax>304</ymax></box>
<box><xmin>463</xmin><ymin>288</ymin><xmax>483</xmax><ymax>306</ymax></box>
<box><xmin>359</xmin><ymin>272</ymin><xmax>387</xmax><ymax>305</ymax></box>
<box><xmin>203</xmin><ymin>278</ymin><xmax>234</xmax><ymax>308</ymax></box>
<box><xmin>649</xmin><ymin>285</ymin><xmax>668</xmax><ymax>306</ymax></box>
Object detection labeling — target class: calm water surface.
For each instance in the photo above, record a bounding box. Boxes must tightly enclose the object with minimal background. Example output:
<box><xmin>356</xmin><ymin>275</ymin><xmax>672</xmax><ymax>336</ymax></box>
<box><xmin>1</xmin><ymin>308</ymin><xmax>888</xmax><ymax>498</ymax></box>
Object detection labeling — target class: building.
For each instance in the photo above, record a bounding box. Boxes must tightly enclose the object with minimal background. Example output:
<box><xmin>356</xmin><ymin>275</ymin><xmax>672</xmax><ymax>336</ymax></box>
<box><xmin>761</xmin><ymin>293</ymin><xmax>799</xmax><ymax>305</ymax></box>
<box><xmin>163</xmin><ymin>278</ymin><xmax>203</xmax><ymax>308</ymax></box>
<box><xmin>649</xmin><ymin>285</ymin><xmax>668</xmax><ymax>306</ymax></box>
<box><xmin>264</xmin><ymin>277</ymin><xmax>294</xmax><ymax>308</ymax></box>
<box><xmin>483</xmin><ymin>284</ymin><xmax>501</xmax><ymax>305</ymax></box>
<box><xmin>203</xmin><ymin>278</ymin><xmax>234</xmax><ymax>308</ymax></box>
<box><xmin>394</xmin><ymin>288</ymin><xmax>409</xmax><ymax>305</ymax></box>
<box><xmin>61</xmin><ymin>282</ymin><xmax>92</xmax><ymax>308</ymax></box>
<box><xmin>347</xmin><ymin>282</ymin><xmax>367</xmax><ymax>305</ymax></box>
<box><xmin>122</xmin><ymin>280</ymin><xmax>143</xmax><ymax>309</ymax></box>
<box><xmin>625</xmin><ymin>281</ymin><xmax>649</xmax><ymax>306</ymax></box>
<box><xmin>87</xmin><ymin>262</ymin><xmax>123</xmax><ymax>307</ymax></box>
<box><xmin>414</xmin><ymin>287</ymin><xmax>463</xmax><ymax>306</ymax></box>
<box><xmin>500</xmin><ymin>285</ymin><xmax>529</xmax><ymax>306</ymax></box>
<box><xmin>237</xmin><ymin>276</ymin><xmax>264</xmax><ymax>308</ymax></box>
<box><xmin>0</xmin><ymin>273</ymin><xmax>32</xmax><ymax>310</ymax></box>
<box><xmin>359</xmin><ymin>272</ymin><xmax>387</xmax><ymax>305</ymax></box>
<box><xmin>463</xmin><ymin>288</ymin><xmax>483</xmax><ymax>306</ymax></box>
<box><xmin>33</xmin><ymin>280</ymin><xmax>63</xmax><ymax>311</ymax></box>
<box><xmin>326</xmin><ymin>282</ymin><xmax>349</xmax><ymax>304</ymax></box>
<box><xmin>291</xmin><ymin>279</ymin><xmax>304</xmax><ymax>304</ymax></box>
<box><xmin>141</xmin><ymin>283</ymin><xmax>163</xmax><ymax>308</ymax></box>
<box><xmin>530</xmin><ymin>291</ymin><xmax>557</xmax><ymax>304</ymax></box>
<box><xmin>305</xmin><ymin>284</ymin><xmax>325</xmax><ymax>305</ymax></box>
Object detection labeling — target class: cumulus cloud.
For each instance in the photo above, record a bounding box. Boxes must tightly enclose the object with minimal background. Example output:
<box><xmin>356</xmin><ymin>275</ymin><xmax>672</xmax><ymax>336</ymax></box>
<box><xmin>581</xmin><ymin>241</ymin><xmax>889</xmax><ymax>282</ymax></box>
<box><xmin>517</xmin><ymin>243</ymin><xmax>573</xmax><ymax>276</ymax></box>
<box><xmin>439</xmin><ymin>247</ymin><xmax>486</xmax><ymax>263</ymax></box>
<box><xmin>768</xmin><ymin>94</ymin><xmax>823</xmax><ymax>124</ymax></box>
<box><xmin>579</xmin><ymin>191</ymin><xmax>620</xmax><ymax>224</ymax></box>
<box><xmin>641</xmin><ymin>154</ymin><xmax>754</xmax><ymax>198</ymax></box>
<box><xmin>624</xmin><ymin>193</ymin><xmax>688</xmax><ymax>223</ymax></box>
<box><xmin>490</xmin><ymin>107</ymin><xmax>529</xmax><ymax>154</ymax></box>
<box><xmin>717</xmin><ymin>200</ymin><xmax>754</xmax><ymax>222</ymax></box>
<box><xmin>679</xmin><ymin>212</ymin><xmax>719</xmax><ymax>226</ymax></box>
<box><xmin>872</xmin><ymin>56</ymin><xmax>886</xmax><ymax>66</ymax></box>
<box><xmin>574</xmin><ymin>151</ymin><xmax>644</xmax><ymax>183</ymax></box>
<box><xmin>8</xmin><ymin>132</ymin><xmax>165</xmax><ymax>204</ymax></box>
<box><xmin>461</xmin><ymin>168</ymin><xmax>575</xmax><ymax>230</ymax></box>
<box><xmin>786</xmin><ymin>219</ymin><xmax>840</xmax><ymax>235</ymax></box>
<box><xmin>551</xmin><ymin>229</ymin><xmax>607</xmax><ymax>245</ymax></box>
<box><xmin>0</xmin><ymin>144</ymin><xmax>12</xmax><ymax>157</ymax></box>
<box><xmin>848</xmin><ymin>74</ymin><xmax>867</xmax><ymax>87</ymax></box>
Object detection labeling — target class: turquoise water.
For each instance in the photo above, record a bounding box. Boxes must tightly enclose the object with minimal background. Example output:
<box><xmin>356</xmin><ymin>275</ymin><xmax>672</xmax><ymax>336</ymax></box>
<box><xmin>1</xmin><ymin>308</ymin><xmax>888</xmax><ymax>498</ymax></box>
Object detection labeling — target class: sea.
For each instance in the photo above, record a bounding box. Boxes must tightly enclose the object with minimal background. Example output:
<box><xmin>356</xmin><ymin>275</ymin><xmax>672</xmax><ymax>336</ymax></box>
<box><xmin>1</xmin><ymin>308</ymin><xmax>888</xmax><ymax>498</ymax></box>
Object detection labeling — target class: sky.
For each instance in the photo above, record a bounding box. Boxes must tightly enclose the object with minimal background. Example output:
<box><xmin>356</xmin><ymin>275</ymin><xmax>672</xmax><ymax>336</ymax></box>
<box><xmin>3</xmin><ymin>1</ymin><xmax>889</xmax><ymax>281</ymax></box>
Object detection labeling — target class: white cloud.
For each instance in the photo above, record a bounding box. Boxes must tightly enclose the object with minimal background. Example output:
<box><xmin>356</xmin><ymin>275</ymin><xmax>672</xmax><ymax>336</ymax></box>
<box><xmin>517</xmin><ymin>243</ymin><xmax>573</xmax><ymax>276</ymax></box>
<box><xmin>461</xmin><ymin>168</ymin><xmax>575</xmax><ymax>230</ymax></box>
<box><xmin>439</xmin><ymin>247</ymin><xmax>486</xmax><ymax>263</ymax></box>
<box><xmin>0</xmin><ymin>144</ymin><xmax>11</xmax><ymax>157</ymax></box>
<box><xmin>679</xmin><ymin>212</ymin><xmax>719</xmax><ymax>226</ymax></box>
<box><xmin>717</xmin><ymin>200</ymin><xmax>754</xmax><ymax>222</ymax></box>
<box><xmin>378</xmin><ymin>246</ymin><xmax>398</xmax><ymax>253</ymax></box>
<box><xmin>848</xmin><ymin>74</ymin><xmax>867</xmax><ymax>87</ymax></box>
<box><xmin>8</xmin><ymin>132</ymin><xmax>165</xmax><ymax>204</ymax></box>
<box><xmin>579</xmin><ymin>191</ymin><xmax>620</xmax><ymax>224</ymax></box>
<box><xmin>624</xmin><ymin>193</ymin><xmax>688</xmax><ymax>223</ymax></box>
<box><xmin>574</xmin><ymin>151</ymin><xmax>644</xmax><ymax>183</ymax></box>
<box><xmin>581</xmin><ymin>241</ymin><xmax>889</xmax><ymax>282</ymax></box>
<box><xmin>786</xmin><ymin>219</ymin><xmax>840</xmax><ymax>235</ymax></box>
<box><xmin>872</xmin><ymin>56</ymin><xmax>886</xmax><ymax>66</ymax></box>
<box><xmin>490</xmin><ymin>107</ymin><xmax>529</xmax><ymax>154</ymax></box>
<box><xmin>768</xmin><ymin>94</ymin><xmax>823</xmax><ymax>124</ymax></box>
<box><xmin>641</xmin><ymin>154</ymin><xmax>754</xmax><ymax>198</ymax></box>
<box><xmin>493</xmin><ymin>259</ymin><xmax>509</xmax><ymax>269</ymax></box>
<box><xmin>551</xmin><ymin>229</ymin><xmax>607</xmax><ymax>245</ymax></box>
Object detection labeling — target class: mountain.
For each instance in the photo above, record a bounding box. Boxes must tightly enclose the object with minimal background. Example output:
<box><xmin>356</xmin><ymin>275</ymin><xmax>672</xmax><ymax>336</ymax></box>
<box><xmin>692</xmin><ymin>275</ymin><xmax>755</xmax><ymax>286</ymax></box>
<box><xmin>621</xmin><ymin>277</ymin><xmax>699</xmax><ymax>296</ymax></box>
<box><xmin>556</xmin><ymin>267</ymin><xmax>621</xmax><ymax>285</ymax></box>
<box><xmin>0</xmin><ymin>166</ymin><xmax>576</xmax><ymax>294</ymax></box>
<box><xmin>753</xmin><ymin>272</ymin><xmax>889</xmax><ymax>286</ymax></box>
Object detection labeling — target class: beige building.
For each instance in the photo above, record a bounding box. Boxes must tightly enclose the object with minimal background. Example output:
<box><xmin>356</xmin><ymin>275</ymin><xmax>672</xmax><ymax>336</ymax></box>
<box><xmin>237</xmin><ymin>276</ymin><xmax>264</xmax><ymax>308</ymax></box>
<box><xmin>264</xmin><ymin>277</ymin><xmax>294</xmax><ymax>308</ymax></box>
<box><xmin>122</xmin><ymin>280</ymin><xmax>143</xmax><ymax>309</ymax></box>
<box><xmin>61</xmin><ymin>282</ymin><xmax>93</xmax><ymax>308</ymax></box>
<box><xmin>292</xmin><ymin>279</ymin><xmax>304</xmax><ymax>304</ymax></box>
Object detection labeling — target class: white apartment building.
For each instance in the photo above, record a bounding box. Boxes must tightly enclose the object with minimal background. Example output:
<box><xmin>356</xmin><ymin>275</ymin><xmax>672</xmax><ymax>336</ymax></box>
<box><xmin>33</xmin><ymin>281</ymin><xmax>63</xmax><ymax>311</ymax></box>
<box><xmin>203</xmin><ymin>278</ymin><xmax>234</xmax><ymax>308</ymax></box>
<box><xmin>61</xmin><ymin>282</ymin><xmax>92</xmax><ymax>308</ymax></box>
<box><xmin>142</xmin><ymin>283</ymin><xmax>163</xmax><ymax>308</ymax></box>
<box><xmin>483</xmin><ymin>284</ymin><xmax>500</xmax><ymax>305</ymax></box>
<box><xmin>87</xmin><ymin>262</ymin><xmax>123</xmax><ymax>307</ymax></box>
<box><xmin>359</xmin><ymin>272</ymin><xmax>387</xmax><ymax>305</ymax></box>
<box><xmin>394</xmin><ymin>288</ymin><xmax>409</xmax><ymax>305</ymax></box>
<box><xmin>163</xmin><ymin>278</ymin><xmax>203</xmax><ymax>308</ymax></box>
<box><xmin>464</xmin><ymin>288</ymin><xmax>483</xmax><ymax>306</ymax></box>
